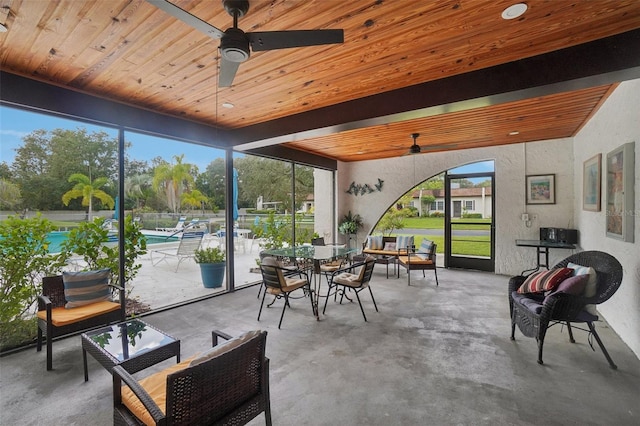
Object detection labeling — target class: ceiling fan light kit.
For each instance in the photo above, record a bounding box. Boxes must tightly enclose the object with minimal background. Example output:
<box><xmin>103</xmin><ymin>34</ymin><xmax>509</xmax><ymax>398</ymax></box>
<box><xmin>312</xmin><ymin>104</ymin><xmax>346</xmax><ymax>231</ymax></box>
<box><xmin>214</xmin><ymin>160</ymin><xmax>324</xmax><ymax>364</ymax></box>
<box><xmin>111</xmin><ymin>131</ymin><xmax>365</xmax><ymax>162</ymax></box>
<box><xmin>147</xmin><ymin>0</ymin><xmax>344</xmax><ymax>87</ymax></box>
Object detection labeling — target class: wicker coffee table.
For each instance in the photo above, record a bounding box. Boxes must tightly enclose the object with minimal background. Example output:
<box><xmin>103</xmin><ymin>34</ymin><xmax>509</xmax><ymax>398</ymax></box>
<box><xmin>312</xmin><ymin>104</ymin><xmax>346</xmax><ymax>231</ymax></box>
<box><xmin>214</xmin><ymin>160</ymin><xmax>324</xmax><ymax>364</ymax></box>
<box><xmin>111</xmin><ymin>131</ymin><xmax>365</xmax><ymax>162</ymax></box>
<box><xmin>81</xmin><ymin>318</ymin><xmax>180</xmax><ymax>381</ymax></box>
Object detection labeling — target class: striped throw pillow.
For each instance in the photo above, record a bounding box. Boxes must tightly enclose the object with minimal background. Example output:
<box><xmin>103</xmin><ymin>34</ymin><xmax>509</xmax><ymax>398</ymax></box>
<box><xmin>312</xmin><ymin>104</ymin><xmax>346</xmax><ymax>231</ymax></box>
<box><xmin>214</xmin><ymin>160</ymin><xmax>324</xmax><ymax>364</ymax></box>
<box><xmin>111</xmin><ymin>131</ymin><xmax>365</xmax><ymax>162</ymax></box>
<box><xmin>63</xmin><ymin>269</ymin><xmax>112</xmax><ymax>309</ymax></box>
<box><xmin>517</xmin><ymin>267</ymin><xmax>573</xmax><ymax>294</ymax></box>
<box><xmin>416</xmin><ymin>239</ymin><xmax>434</xmax><ymax>259</ymax></box>
<box><xmin>367</xmin><ymin>235</ymin><xmax>384</xmax><ymax>250</ymax></box>
<box><xmin>395</xmin><ymin>235</ymin><xmax>414</xmax><ymax>251</ymax></box>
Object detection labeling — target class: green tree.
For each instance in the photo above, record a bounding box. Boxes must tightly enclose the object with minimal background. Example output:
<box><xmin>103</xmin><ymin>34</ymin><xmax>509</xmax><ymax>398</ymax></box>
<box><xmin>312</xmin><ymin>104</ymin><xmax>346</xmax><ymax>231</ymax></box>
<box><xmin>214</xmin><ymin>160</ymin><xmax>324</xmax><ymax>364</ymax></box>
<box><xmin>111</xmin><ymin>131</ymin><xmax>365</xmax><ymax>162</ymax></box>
<box><xmin>0</xmin><ymin>179</ymin><xmax>22</xmax><ymax>211</ymax></box>
<box><xmin>181</xmin><ymin>189</ymin><xmax>208</xmax><ymax>213</ymax></box>
<box><xmin>11</xmin><ymin>128</ymin><xmax>120</xmax><ymax>210</ymax></box>
<box><xmin>62</xmin><ymin>173</ymin><xmax>115</xmax><ymax>220</ymax></box>
<box><xmin>235</xmin><ymin>156</ymin><xmax>293</xmax><ymax>211</ymax></box>
<box><xmin>125</xmin><ymin>173</ymin><xmax>152</xmax><ymax>210</ymax></box>
<box><xmin>197</xmin><ymin>158</ymin><xmax>226</xmax><ymax>210</ymax></box>
<box><xmin>152</xmin><ymin>154</ymin><xmax>196</xmax><ymax>213</ymax></box>
<box><xmin>420</xmin><ymin>194</ymin><xmax>436</xmax><ymax>216</ymax></box>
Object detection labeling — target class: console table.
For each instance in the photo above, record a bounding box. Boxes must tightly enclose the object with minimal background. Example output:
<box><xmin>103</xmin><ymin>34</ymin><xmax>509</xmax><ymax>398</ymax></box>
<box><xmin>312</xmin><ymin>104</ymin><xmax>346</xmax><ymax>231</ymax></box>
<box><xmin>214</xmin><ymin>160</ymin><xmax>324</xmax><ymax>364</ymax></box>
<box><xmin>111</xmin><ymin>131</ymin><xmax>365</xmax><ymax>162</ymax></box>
<box><xmin>515</xmin><ymin>239</ymin><xmax>576</xmax><ymax>275</ymax></box>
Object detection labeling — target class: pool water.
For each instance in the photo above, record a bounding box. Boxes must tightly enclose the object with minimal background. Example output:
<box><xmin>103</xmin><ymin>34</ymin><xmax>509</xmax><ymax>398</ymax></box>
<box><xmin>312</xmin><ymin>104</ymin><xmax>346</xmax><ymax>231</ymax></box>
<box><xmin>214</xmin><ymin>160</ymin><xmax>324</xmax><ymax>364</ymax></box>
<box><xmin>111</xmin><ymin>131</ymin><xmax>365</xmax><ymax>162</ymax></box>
<box><xmin>46</xmin><ymin>231</ymin><xmax>179</xmax><ymax>253</ymax></box>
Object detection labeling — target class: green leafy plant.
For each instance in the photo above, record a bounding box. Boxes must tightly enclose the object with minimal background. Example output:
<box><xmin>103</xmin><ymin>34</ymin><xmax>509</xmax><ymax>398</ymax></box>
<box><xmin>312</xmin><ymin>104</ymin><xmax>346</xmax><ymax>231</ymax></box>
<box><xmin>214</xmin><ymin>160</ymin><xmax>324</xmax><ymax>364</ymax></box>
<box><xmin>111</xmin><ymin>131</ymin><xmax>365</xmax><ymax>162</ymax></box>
<box><xmin>0</xmin><ymin>215</ymin><xmax>67</xmax><ymax>325</ymax></box>
<box><xmin>60</xmin><ymin>215</ymin><xmax>147</xmax><ymax>289</ymax></box>
<box><xmin>338</xmin><ymin>210</ymin><xmax>363</xmax><ymax>234</ymax></box>
<box><xmin>194</xmin><ymin>246</ymin><xmax>226</xmax><ymax>263</ymax></box>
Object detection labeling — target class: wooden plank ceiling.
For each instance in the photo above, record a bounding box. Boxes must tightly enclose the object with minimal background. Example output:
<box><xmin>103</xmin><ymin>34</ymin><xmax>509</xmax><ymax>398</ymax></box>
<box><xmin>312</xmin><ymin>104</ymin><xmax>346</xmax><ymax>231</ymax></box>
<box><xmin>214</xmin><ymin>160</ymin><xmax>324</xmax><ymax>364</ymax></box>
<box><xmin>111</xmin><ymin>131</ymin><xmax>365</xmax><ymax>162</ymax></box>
<box><xmin>1</xmin><ymin>0</ymin><xmax>640</xmax><ymax>162</ymax></box>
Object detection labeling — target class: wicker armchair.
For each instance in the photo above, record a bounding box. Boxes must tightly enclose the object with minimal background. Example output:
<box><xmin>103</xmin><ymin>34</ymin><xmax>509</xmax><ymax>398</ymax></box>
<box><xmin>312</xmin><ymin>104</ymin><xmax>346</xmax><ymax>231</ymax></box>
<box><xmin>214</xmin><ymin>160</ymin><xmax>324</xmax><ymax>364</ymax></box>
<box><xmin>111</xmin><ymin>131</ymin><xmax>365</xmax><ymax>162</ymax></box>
<box><xmin>113</xmin><ymin>330</ymin><xmax>271</xmax><ymax>426</ymax></box>
<box><xmin>37</xmin><ymin>273</ymin><xmax>125</xmax><ymax>371</ymax></box>
<box><xmin>509</xmin><ymin>251</ymin><xmax>623</xmax><ymax>368</ymax></box>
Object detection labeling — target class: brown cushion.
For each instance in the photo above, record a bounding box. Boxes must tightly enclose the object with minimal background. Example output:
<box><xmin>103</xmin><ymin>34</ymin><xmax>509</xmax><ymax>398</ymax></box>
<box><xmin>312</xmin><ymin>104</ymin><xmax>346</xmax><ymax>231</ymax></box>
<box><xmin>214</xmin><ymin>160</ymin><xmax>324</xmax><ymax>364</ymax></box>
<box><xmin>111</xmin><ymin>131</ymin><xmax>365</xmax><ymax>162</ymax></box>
<box><xmin>397</xmin><ymin>256</ymin><xmax>433</xmax><ymax>265</ymax></box>
<box><xmin>36</xmin><ymin>301</ymin><xmax>121</xmax><ymax>327</ymax></box>
<box><xmin>121</xmin><ymin>355</ymin><xmax>198</xmax><ymax>426</ymax></box>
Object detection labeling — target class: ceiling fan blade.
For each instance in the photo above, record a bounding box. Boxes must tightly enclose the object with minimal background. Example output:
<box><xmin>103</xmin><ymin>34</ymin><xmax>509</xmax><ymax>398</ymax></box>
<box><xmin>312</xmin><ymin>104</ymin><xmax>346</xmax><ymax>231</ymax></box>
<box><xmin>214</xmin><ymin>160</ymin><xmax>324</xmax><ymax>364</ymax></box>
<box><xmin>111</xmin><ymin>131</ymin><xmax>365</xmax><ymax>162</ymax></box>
<box><xmin>146</xmin><ymin>0</ymin><xmax>225</xmax><ymax>40</ymax></box>
<box><xmin>219</xmin><ymin>56</ymin><xmax>241</xmax><ymax>87</ymax></box>
<box><xmin>248</xmin><ymin>29</ymin><xmax>344</xmax><ymax>51</ymax></box>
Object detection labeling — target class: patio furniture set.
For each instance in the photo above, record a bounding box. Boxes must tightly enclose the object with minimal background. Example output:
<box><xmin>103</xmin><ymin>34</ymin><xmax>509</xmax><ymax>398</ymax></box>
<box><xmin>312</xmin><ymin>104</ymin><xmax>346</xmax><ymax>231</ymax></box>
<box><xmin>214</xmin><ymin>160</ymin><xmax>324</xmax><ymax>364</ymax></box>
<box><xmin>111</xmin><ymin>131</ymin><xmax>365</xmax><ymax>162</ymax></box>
<box><xmin>35</xmin><ymin>234</ymin><xmax>623</xmax><ymax>423</ymax></box>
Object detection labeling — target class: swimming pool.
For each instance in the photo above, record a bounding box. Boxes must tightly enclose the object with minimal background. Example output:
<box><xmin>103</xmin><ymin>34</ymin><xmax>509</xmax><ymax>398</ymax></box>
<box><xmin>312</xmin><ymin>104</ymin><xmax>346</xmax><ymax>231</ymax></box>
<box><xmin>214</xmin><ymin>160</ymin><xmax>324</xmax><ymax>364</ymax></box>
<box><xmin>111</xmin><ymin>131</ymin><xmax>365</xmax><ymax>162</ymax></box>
<box><xmin>46</xmin><ymin>231</ymin><xmax>180</xmax><ymax>253</ymax></box>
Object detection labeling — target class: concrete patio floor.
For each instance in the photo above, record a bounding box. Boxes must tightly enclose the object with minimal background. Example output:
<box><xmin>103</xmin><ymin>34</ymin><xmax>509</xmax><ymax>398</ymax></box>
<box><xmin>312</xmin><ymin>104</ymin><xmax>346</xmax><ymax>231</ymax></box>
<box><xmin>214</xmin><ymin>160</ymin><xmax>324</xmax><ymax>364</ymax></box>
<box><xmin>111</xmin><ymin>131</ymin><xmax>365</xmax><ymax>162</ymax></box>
<box><xmin>1</xmin><ymin>264</ymin><xmax>639</xmax><ymax>425</ymax></box>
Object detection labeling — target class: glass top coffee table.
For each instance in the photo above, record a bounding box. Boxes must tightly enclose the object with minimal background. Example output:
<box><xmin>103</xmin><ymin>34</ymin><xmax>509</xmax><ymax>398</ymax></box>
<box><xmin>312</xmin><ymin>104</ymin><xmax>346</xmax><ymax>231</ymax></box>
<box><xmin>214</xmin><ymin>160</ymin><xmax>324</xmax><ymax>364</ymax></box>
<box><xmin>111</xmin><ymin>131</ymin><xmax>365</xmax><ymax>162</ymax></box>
<box><xmin>81</xmin><ymin>318</ymin><xmax>180</xmax><ymax>381</ymax></box>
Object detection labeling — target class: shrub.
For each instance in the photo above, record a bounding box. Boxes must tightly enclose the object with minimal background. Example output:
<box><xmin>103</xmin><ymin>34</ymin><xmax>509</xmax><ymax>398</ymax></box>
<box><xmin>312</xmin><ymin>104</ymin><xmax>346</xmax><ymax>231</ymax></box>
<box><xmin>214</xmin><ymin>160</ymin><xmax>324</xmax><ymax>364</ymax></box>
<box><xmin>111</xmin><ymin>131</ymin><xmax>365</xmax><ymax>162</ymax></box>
<box><xmin>462</xmin><ymin>213</ymin><xmax>483</xmax><ymax>219</ymax></box>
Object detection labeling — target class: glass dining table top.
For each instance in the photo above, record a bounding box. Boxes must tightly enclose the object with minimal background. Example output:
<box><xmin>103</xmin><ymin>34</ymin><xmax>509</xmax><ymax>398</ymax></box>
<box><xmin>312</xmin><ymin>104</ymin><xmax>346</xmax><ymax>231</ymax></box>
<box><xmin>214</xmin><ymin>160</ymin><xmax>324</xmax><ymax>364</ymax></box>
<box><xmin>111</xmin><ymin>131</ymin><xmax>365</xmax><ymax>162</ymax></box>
<box><xmin>263</xmin><ymin>245</ymin><xmax>357</xmax><ymax>261</ymax></box>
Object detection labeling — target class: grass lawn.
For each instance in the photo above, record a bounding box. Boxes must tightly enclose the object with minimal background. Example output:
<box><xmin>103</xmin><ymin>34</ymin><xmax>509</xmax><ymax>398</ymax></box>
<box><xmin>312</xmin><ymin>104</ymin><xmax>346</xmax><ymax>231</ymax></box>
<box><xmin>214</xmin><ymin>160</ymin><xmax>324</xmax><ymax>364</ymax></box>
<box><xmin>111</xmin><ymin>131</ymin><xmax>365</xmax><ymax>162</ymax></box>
<box><xmin>403</xmin><ymin>217</ymin><xmax>491</xmax><ymax>230</ymax></box>
<box><xmin>389</xmin><ymin>233</ymin><xmax>491</xmax><ymax>257</ymax></box>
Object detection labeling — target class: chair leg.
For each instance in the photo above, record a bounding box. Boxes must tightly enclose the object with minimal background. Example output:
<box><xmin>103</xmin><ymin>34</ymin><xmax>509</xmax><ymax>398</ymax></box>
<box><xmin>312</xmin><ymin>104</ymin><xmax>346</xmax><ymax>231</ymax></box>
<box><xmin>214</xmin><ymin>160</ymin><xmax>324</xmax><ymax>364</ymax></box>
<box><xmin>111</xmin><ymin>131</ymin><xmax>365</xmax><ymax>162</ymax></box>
<box><xmin>566</xmin><ymin>321</ymin><xmax>576</xmax><ymax>343</ymax></box>
<box><xmin>257</xmin><ymin>282</ymin><xmax>263</xmax><ymax>299</ymax></box>
<box><xmin>368</xmin><ymin>287</ymin><xmax>379</xmax><ymax>312</ymax></box>
<box><xmin>257</xmin><ymin>290</ymin><xmax>267</xmax><ymax>321</ymax></box>
<box><xmin>354</xmin><ymin>290</ymin><xmax>367</xmax><ymax>322</ymax></box>
<box><xmin>307</xmin><ymin>285</ymin><xmax>317</xmax><ymax>317</ymax></box>
<box><xmin>536</xmin><ymin>337</ymin><xmax>545</xmax><ymax>365</ymax></box>
<box><xmin>278</xmin><ymin>294</ymin><xmax>289</xmax><ymax>329</ymax></box>
<box><xmin>587</xmin><ymin>322</ymin><xmax>617</xmax><ymax>369</ymax></box>
<box><xmin>433</xmin><ymin>267</ymin><xmax>439</xmax><ymax>286</ymax></box>
<box><xmin>322</xmin><ymin>283</ymin><xmax>332</xmax><ymax>314</ymax></box>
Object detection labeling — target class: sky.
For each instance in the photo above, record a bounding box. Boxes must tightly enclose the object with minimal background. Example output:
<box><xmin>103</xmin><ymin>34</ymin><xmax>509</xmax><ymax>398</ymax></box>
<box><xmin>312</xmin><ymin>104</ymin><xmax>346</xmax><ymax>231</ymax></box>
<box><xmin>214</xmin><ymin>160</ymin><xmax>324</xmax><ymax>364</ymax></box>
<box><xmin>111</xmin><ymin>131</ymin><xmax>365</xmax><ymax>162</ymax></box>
<box><xmin>0</xmin><ymin>105</ymin><xmax>224</xmax><ymax>171</ymax></box>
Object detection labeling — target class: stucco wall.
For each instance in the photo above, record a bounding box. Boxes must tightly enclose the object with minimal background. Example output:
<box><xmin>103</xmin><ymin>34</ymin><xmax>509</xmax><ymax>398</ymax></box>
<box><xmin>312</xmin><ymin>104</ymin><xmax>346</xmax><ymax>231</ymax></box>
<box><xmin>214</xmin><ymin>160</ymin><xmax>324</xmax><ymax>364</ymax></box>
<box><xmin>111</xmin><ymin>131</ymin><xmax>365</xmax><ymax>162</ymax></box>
<box><xmin>337</xmin><ymin>137</ymin><xmax>575</xmax><ymax>276</ymax></box>
<box><xmin>336</xmin><ymin>79</ymin><xmax>639</xmax><ymax>359</ymax></box>
<box><xmin>573</xmin><ymin>79</ymin><xmax>640</xmax><ymax>358</ymax></box>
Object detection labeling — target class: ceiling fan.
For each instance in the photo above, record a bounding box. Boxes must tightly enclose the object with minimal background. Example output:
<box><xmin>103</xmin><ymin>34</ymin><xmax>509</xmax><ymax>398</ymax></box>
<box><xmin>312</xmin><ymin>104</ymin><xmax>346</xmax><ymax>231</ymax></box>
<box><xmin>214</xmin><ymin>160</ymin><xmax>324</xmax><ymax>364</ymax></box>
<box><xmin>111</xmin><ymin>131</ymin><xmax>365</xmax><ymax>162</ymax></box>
<box><xmin>147</xmin><ymin>0</ymin><xmax>344</xmax><ymax>87</ymax></box>
<box><xmin>408</xmin><ymin>133</ymin><xmax>422</xmax><ymax>154</ymax></box>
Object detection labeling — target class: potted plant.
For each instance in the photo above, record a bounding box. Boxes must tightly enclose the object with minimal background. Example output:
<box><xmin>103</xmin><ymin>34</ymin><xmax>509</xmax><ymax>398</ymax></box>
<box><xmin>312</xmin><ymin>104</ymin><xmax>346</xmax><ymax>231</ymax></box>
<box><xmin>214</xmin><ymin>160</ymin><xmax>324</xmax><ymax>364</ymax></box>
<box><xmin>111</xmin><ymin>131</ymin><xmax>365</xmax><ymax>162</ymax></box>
<box><xmin>194</xmin><ymin>247</ymin><xmax>226</xmax><ymax>288</ymax></box>
<box><xmin>338</xmin><ymin>211</ymin><xmax>363</xmax><ymax>249</ymax></box>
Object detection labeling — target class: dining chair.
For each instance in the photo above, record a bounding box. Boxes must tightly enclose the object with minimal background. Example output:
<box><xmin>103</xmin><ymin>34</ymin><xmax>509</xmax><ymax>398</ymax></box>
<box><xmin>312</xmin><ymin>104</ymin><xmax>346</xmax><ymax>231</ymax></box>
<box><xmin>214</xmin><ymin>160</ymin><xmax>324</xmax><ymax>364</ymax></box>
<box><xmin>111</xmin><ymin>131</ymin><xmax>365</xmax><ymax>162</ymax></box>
<box><xmin>258</xmin><ymin>257</ymin><xmax>315</xmax><ymax>329</ymax></box>
<box><xmin>323</xmin><ymin>255</ymin><xmax>377</xmax><ymax>321</ymax></box>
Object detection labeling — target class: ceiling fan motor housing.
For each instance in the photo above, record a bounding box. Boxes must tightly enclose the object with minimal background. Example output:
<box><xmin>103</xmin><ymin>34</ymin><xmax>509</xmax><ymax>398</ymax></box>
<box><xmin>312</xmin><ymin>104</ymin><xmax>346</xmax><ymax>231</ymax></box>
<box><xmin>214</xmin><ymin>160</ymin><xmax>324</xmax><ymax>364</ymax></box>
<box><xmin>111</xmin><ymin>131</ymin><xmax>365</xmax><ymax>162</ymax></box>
<box><xmin>223</xmin><ymin>0</ymin><xmax>250</xmax><ymax>18</ymax></box>
<box><xmin>221</xmin><ymin>28</ymin><xmax>250</xmax><ymax>62</ymax></box>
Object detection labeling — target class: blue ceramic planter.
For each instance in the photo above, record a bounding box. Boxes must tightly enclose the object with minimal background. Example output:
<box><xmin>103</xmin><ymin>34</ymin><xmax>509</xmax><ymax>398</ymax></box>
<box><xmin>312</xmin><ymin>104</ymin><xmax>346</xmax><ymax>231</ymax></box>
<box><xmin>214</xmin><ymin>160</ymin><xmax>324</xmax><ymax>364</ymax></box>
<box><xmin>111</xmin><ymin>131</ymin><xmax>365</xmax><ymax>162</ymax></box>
<box><xmin>199</xmin><ymin>262</ymin><xmax>226</xmax><ymax>288</ymax></box>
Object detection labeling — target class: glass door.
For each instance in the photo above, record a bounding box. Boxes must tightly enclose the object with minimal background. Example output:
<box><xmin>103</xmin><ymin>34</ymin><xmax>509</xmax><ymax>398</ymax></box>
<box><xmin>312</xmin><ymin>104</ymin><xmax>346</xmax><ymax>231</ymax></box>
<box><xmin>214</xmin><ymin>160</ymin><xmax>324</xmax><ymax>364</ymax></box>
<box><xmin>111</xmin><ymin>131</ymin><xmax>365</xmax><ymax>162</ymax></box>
<box><xmin>445</xmin><ymin>171</ymin><xmax>495</xmax><ymax>272</ymax></box>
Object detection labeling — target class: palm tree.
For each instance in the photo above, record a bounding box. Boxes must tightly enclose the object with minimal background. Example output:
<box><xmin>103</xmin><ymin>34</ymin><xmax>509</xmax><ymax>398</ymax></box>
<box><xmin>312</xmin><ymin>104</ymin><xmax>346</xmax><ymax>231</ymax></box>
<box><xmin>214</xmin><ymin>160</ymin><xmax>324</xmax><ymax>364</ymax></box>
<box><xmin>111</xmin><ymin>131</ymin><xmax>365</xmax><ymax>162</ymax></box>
<box><xmin>62</xmin><ymin>173</ymin><xmax>114</xmax><ymax>221</ymax></box>
<box><xmin>181</xmin><ymin>189</ymin><xmax>208</xmax><ymax>214</ymax></box>
<box><xmin>125</xmin><ymin>173</ymin><xmax>152</xmax><ymax>210</ymax></box>
<box><xmin>152</xmin><ymin>154</ymin><xmax>196</xmax><ymax>214</ymax></box>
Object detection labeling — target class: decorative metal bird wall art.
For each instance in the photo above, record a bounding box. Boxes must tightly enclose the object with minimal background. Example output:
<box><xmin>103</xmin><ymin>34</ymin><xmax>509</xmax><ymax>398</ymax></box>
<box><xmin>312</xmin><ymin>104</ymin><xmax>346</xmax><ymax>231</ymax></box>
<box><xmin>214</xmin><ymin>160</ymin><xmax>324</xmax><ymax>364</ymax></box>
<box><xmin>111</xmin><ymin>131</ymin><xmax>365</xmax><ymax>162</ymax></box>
<box><xmin>346</xmin><ymin>178</ymin><xmax>384</xmax><ymax>196</ymax></box>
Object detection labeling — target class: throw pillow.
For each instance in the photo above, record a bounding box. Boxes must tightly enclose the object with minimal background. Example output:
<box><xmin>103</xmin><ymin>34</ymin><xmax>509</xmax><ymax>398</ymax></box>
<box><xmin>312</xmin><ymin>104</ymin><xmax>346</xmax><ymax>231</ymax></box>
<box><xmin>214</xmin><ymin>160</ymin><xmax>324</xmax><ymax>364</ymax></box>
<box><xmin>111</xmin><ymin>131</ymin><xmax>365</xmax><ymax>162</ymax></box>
<box><xmin>567</xmin><ymin>262</ymin><xmax>598</xmax><ymax>315</ymax></box>
<box><xmin>517</xmin><ymin>267</ymin><xmax>573</xmax><ymax>294</ymax></box>
<box><xmin>383</xmin><ymin>242</ymin><xmax>397</xmax><ymax>251</ymax></box>
<box><xmin>416</xmin><ymin>239</ymin><xmax>434</xmax><ymax>260</ymax></box>
<box><xmin>567</xmin><ymin>262</ymin><xmax>598</xmax><ymax>297</ymax></box>
<box><xmin>62</xmin><ymin>269</ymin><xmax>112</xmax><ymax>309</ymax></box>
<box><xmin>543</xmin><ymin>274</ymin><xmax>589</xmax><ymax>304</ymax></box>
<box><xmin>395</xmin><ymin>235</ymin><xmax>414</xmax><ymax>252</ymax></box>
<box><xmin>367</xmin><ymin>235</ymin><xmax>384</xmax><ymax>250</ymax></box>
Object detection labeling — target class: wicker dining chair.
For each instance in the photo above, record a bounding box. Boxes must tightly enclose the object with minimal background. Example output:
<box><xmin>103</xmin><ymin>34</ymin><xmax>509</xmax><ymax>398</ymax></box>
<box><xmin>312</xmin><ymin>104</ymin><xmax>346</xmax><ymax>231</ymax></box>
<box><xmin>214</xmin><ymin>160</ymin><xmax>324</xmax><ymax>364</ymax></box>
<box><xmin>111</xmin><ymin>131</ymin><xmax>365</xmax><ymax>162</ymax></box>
<box><xmin>113</xmin><ymin>330</ymin><xmax>271</xmax><ymax>426</ymax></box>
<box><xmin>509</xmin><ymin>250</ymin><xmax>623</xmax><ymax>368</ymax></box>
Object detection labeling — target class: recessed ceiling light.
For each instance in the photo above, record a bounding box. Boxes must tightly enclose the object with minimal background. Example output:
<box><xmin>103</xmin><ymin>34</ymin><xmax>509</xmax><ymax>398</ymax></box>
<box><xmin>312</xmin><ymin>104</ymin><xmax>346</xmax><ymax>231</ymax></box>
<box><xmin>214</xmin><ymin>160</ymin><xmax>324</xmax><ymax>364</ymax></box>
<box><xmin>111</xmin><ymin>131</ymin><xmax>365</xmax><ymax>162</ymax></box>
<box><xmin>502</xmin><ymin>3</ymin><xmax>528</xmax><ymax>20</ymax></box>
<box><xmin>509</xmin><ymin>131</ymin><xmax>520</xmax><ymax>136</ymax></box>
<box><xmin>222</xmin><ymin>102</ymin><xmax>234</xmax><ymax>108</ymax></box>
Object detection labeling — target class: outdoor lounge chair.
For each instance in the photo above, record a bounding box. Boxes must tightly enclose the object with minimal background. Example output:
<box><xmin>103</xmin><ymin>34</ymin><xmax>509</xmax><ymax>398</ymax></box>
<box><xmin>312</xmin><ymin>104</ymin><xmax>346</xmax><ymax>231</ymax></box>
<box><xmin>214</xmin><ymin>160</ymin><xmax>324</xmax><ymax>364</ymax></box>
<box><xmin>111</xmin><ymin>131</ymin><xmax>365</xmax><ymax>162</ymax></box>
<box><xmin>509</xmin><ymin>250</ymin><xmax>623</xmax><ymax>368</ymax></box>
<box><xmin>113</xmin><ymin>329</ymin><xmax>271</xmax><ymax>426</ymax></box>
<box><xmin>155</xmin><ymin>216</ymin><xmax>186</xmax><ymax>232</ymax></box>
<box><xmin>397</xmin><ymin>240</ymin><xmax>438</xmax><ymax>286</ymax></box>
<box><xmin>37</xmin><ymin>269</ymin><xmax>125</xmax><ymax>371</ymax></box>
<box><xmin>150</xmin><ymin>230</ymin><xmax>204</xmax><ymax>272</ymax></box>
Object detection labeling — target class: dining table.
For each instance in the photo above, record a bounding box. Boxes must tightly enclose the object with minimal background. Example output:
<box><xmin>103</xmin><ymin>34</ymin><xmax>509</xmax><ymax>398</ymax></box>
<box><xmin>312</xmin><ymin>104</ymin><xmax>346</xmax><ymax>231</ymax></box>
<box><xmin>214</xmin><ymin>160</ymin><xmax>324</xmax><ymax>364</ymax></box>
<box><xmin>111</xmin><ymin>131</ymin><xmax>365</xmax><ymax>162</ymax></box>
<box><xmin>262</xmin><ymin>245</ymin><xmax>357</xmax><ymax>319</ymax></box>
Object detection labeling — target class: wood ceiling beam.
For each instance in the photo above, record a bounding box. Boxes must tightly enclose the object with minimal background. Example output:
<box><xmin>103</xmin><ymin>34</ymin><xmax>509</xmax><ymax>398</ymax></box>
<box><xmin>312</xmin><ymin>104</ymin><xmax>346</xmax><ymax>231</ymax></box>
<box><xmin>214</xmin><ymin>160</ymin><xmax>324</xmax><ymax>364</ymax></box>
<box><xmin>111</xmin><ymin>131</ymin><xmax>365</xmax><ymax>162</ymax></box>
<box><xmin>234</xmin><ymin>28</ymin><xmax>640</xmax><ymax>151</ymax></box>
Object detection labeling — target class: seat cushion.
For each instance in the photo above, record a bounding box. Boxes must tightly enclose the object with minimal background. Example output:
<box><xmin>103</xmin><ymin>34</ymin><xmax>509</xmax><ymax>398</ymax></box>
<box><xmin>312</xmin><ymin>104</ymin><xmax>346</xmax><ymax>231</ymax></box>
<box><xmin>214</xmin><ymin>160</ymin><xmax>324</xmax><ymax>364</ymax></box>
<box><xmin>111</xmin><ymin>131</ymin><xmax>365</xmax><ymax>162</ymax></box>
<box><xmin>512</xmin><ymin>291</ymin><xmax>544</xmax><ymax>314</ymax></box>
<box><xmin>37</xmin><ymin>301</ymin><xmax>121</xmax><ymax>327</ymax></box>
<box><xmin>62</xmin><ymin>269</ymin><xmax>112</xmax><ymax>308</ymax></box>
<box><xmin>517</xmin><ymin>268</ymin><xmax>573</xmax><ymax>294</ymax></box>
<box><xmin>333</xmin><ymin>272</ymin><xmax>361</xmax><ymax>287</ymax></box>
<box><xmin>121</xmin><ymin>355</ymin><xmax>198</xmax><ymax>426</ymax></box>
<box><xmin>543</xmin><ymin>274</ymin><xmax>589</xmax><ymax>304</ymax></box>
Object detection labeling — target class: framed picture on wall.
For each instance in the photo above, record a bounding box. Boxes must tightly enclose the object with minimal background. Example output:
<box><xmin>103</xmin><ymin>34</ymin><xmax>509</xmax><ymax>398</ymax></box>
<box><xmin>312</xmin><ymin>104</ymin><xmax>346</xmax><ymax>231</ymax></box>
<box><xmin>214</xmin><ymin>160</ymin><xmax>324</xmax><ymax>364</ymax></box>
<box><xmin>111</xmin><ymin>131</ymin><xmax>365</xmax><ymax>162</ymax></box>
<box><xmin>583</xmin><ymin>153</ymin><xmax>601</xmax><ymax>211</ymax></box>
<box><xmin>526</xmin><ymin>174</ymin><xmax>555</xmax><ymax>204</ymax></box>
<box><xmin>606</xmin><ymin>142</ymin><xmax>635</xmax><ymax>242</ymax></box>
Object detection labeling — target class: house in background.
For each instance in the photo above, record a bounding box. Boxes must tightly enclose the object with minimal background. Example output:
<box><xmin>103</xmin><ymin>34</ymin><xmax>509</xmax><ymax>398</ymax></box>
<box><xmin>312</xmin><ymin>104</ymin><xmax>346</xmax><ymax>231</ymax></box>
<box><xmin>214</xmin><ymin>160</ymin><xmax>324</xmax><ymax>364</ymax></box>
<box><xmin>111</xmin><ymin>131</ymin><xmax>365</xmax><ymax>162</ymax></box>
<box><xmin>410</xmin><ymin>187</ymin><xmax>492</xmax><ymax>218</ymax></box>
